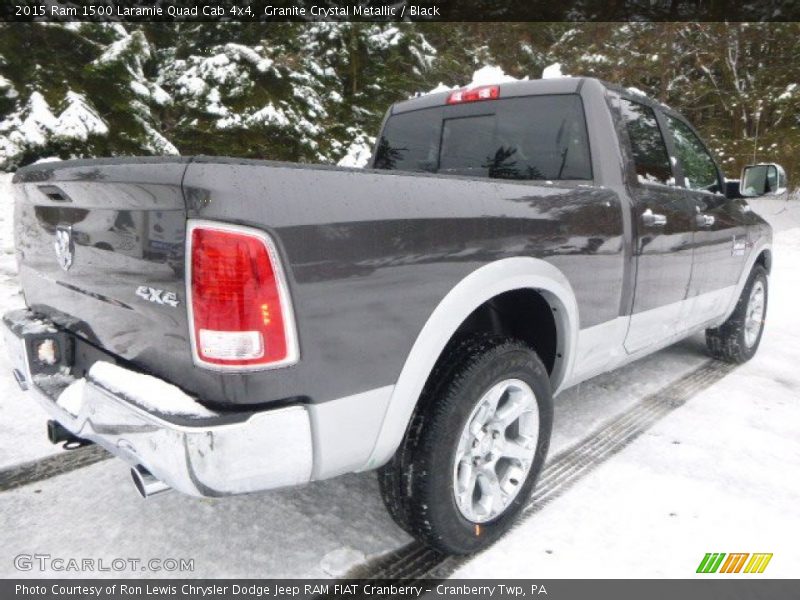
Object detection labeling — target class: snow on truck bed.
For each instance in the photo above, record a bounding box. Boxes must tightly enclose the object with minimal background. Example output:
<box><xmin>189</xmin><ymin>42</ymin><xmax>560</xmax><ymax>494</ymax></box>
<box><xmin>53</xmin><ymin>361</ymin><xmax>217</xmax><ymax>418</ymax></box>
<box><xmin>87</xmin><ymin>361</ymin><xmax>217</xmax><ymax>418</ymax></box>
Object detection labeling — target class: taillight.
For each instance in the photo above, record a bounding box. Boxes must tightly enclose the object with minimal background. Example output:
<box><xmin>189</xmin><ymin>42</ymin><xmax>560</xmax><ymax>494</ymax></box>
<box><xmin>446</xmin><ymin>85</ymin><xmax>500</xmax><ymax>105</ymax></box>
<box><xmin>187</xmin><ymin>221</ymin><xmax>299</xmax><ymax>370</ymax></box>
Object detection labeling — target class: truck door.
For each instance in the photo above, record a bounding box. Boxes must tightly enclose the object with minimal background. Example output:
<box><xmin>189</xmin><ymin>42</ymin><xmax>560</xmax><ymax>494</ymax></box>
<box><xmin>617</xmin><ymin>97</ymin><xmax>696</xmax><ymax>354</ymax></box>
<box><xmin>662</xmin><ymin>114</ymin><xmax>748</xmax><ymax>326</ymax></box>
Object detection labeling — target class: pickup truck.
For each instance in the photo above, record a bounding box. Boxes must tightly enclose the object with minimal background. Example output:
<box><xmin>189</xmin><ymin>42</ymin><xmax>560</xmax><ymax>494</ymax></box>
<box><xmin>2</xmin><ymin>77</ymin><xmax>780</xmax><ymax>555</ymax></box>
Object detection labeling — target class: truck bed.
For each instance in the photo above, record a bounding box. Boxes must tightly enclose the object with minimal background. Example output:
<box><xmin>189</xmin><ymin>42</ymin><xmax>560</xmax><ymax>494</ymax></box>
<box><xmin>12</xmin><ymin>156</ymin><xmax>626</xmax><ymax>407</ymax></box>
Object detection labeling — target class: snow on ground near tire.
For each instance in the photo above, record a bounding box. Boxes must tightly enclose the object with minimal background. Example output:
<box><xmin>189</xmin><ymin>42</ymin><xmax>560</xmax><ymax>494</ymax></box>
<box><xmin>455</xmin><ymin>224</ymin><xmax>800</xmax><ymax>578</ymax></box>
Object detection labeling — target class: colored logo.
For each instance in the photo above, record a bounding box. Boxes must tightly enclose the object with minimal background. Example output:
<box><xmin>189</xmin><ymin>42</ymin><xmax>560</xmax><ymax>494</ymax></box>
<box><xmin>696</xmin><ymin>552</ymin><xmax>773</xmax><ymax>574</ymax></box>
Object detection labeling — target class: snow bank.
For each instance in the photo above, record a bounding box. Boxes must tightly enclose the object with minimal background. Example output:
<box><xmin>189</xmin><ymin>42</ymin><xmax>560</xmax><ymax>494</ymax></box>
<box><xmin>426</xmin><ymin>82</ymin><xmax>453</xmax><ymax>94</ymax></box>
<box><xmin>337</xmin><ymin>136</ymin><xmax>373</xmax><ymax>169</ymax></box>
<box><xmin>1</xmin><ymin>172</ymin><xmax>13</xmax><ymax>255</ymax></box>
<box><xmin>0</xmin><ymin>172</ymin><xmax>21</xmax><ymax>323</ymax></box>
<box><xmin>32</xmin><ymin>156</ymin><xmax>62</xmax><ymax>165</ymax></box>
<box><xmin>88</xmin><ymin>361</ymin><xmax>216</xmax><ymax>418</ymax></box>
<box><xmin>469</xmin><ymin>65</ymin><xmax>521</xmax><ymax>87</ymax></box>
<box><xmin>424</xmin><ymin>62</ymin><xmax>573</xmax><ymax>98</ymax></box>
<box><xmin>626</xmin><ymin>86</ymin><xmax>650</xmax><ymax>98</ymax></box>
<box><xmin>542</xmin><ymin>62</ymin><xmax>568</xmax><ymax>79</ymax></box>
<box><xmin>424</xmin><ymin>65</ymin><xmax>523</xmax><ymax>96</ymax></box>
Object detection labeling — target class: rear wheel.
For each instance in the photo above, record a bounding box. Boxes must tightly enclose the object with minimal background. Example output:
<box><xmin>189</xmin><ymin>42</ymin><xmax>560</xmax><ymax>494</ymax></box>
<box><xmin>706</xmin><ymin>264</ymin><xmax>768</xmax><ymax>363</ymax></box>
<box><xmin>378</xmin><ymin>334</ymin><xmax>553</xmax><ymax>554</ymax></box>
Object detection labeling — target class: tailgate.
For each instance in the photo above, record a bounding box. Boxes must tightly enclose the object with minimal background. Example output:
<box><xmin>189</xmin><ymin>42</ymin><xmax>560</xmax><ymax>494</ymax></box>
<box><xmin>12</xmin><ymin>158</ymin><xmax>194</xmax><ymax>389</ymax></box>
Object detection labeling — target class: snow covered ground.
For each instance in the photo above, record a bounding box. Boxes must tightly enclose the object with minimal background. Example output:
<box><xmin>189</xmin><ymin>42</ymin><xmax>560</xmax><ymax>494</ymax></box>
<box><xmin>0</xmin><ymin>172</ymin><xmax>58</xmax><ymax>467</ymax></box>
<box><xmin>456</xmin><ymin>198</ymin><xmax>800</xmax><ymax>579</ymax></box>
<box><xmin>0</xmin><ymin>171</ymin><xmax>798</xmax><ymax>578</ymax></box>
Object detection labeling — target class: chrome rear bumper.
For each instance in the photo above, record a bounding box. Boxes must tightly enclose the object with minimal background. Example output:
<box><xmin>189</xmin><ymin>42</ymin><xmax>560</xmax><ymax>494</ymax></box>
<box><xmin>3</xmin><ymin>309</ymin><xmax>313</xmax><ymax>497</ymax></box>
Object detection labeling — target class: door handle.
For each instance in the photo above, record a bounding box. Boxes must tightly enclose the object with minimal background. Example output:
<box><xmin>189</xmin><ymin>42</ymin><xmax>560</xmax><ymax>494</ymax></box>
<box><xmin>642</xmin><ymin>208</ymin><xmax>667</xmax><ymax>227</ymax></box>
<box><xmin>695</xmin><ymin>213</ymin><xmax>715</xmax><ymax>228</ymax></box>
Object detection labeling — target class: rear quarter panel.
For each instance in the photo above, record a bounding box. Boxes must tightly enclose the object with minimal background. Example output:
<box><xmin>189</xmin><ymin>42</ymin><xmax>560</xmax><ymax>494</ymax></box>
<box><xmin>183</xmin><ymin>159</ymin><xmax>626</xmax><ymax>406</ymax></box>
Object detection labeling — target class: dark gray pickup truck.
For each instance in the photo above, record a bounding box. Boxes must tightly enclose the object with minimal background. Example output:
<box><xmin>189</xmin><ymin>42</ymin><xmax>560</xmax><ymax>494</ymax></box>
<box><xmin>2</xmin><ymin>77</ymin><xmax>781</xmax><ymax>554</ymax></box>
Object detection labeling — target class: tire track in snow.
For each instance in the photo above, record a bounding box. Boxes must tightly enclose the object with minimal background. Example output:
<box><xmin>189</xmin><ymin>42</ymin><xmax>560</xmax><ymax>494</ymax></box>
<box><xmin>0</xmin><ymin>445</ymin><xmax>109</xmax><ymax>493</ymax></box>
<box><xmin>345</xmin><ymin>359</ymin><xmax>736</xmax><ymax>581</ymax></box>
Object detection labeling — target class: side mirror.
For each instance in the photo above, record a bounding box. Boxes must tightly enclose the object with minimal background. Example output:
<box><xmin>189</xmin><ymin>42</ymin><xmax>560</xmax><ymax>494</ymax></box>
<box><xmin>740</xmin><ymin>163</ymin><xmax>788</xmax><ymax>197</ymax></box>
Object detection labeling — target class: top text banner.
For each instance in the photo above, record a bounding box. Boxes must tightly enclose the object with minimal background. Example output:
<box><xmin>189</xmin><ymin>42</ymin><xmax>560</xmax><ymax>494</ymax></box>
<box><xmin>3</xmin><ymin>0</ymin><xmax>800</xmax><ymax>22</ymax></box>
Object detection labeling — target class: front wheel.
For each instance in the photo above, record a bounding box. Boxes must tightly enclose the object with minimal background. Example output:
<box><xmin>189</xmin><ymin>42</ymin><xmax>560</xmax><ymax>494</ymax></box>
<box><xmin>378</xmin><ymin>334</ymin><xmax>553</xmax><ymax>554</ymax></box>
<box><xmin>706</xmin><ymin>264</ymin><xmax>768</xmax><ymax>363</ymax></box>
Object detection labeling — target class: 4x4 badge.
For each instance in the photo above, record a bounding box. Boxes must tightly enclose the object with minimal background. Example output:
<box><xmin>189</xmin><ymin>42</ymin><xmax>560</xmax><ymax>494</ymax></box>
<box><xmin>54</xmin><ymin>225</ymin><xmax>74</xmax><ymax>271</ymax></box>
<box><xmin>135</xmin><ymin>285</ymin><xmax>180</xmax><ymax>308</ymax></box>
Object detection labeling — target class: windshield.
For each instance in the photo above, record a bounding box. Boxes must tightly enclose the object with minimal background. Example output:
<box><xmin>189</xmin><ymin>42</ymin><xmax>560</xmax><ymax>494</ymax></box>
<box><xmin>373</xmin><ymin>94</ymin><xmax>592</xmax><ymax>181</ymax></box>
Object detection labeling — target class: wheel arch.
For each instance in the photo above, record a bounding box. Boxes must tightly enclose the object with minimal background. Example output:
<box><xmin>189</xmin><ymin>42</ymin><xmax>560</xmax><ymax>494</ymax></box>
<box><xmin>719</xmin><ymin>239</ymin><xmax>773</xmax><ymax>324</ymax></box>
<box><xmin>364</xmin><ymin>257</ymin><xmax>579</xmax><ymax>470</ymax></box>
<box><xmin>755</xmin><ymin>248</ymin><xmax>772</xmax><ymax>274</ymax></box>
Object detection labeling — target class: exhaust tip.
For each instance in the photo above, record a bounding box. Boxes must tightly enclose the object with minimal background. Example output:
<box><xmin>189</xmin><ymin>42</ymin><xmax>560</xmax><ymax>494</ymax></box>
<box><xmin>130</xmin><ymin>465</ymin><xmax>171</xmax><ymax>498</ymax></box>
<box><xmin>12</xmin><ymin>368</ymin><xmax>29</xmax><ymax>391</ymax></box>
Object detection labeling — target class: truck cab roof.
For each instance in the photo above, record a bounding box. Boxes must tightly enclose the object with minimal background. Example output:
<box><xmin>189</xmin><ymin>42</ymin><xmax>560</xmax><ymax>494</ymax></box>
<box><xmin>392</xmin><ymin>76</ymin><xmax>592</xmax><ymax>114</ymax></box>
<box><xmin>392</xmin><ymin>76</ymin><xmax>674</xmax><ymax>118</ymax></box>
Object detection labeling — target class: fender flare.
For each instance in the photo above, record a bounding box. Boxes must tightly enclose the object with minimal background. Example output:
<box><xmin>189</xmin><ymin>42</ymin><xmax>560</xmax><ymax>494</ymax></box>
<box><xmin>363</xmin><ymin>257</ymin><xmax>580</xmax><ymax>470</ymax></box>
<box><xmin>718</xmin><ymin>238</ymin><xmax>772</xmax><ymax>324</ymax></box>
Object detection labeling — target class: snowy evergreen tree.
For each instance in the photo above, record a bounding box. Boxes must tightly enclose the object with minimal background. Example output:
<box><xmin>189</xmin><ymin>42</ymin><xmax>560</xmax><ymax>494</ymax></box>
<box><xmin>0</xmin><ymin>22</ymin><xmax>797</xmax><ymax>181</ymax></box>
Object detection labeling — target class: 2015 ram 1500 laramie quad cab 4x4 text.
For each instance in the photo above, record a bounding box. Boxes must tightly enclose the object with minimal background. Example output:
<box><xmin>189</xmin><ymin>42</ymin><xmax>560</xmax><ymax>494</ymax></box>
<box><xmin>2</xmin><ymin>78</ymin><xmax>783</xmax><ymax>554</ymax></box>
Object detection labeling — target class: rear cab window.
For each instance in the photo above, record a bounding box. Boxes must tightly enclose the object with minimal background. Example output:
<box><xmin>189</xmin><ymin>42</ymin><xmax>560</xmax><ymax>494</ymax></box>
<box><xmin>374</xmin><ymin>94</ymin><xmax>592</xmax><ymax>181</ymax></box>
<box><xmin>618</xmin><ymin>98</ymin><xmax>675</xmax><ymax>186</ymax></box>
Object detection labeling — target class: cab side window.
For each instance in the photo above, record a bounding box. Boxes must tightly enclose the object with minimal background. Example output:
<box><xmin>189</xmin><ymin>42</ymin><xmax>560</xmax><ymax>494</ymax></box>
<box><xmin>619</xmin><ymin>98</ymin><xmax>673</xmax><ymax>186</ymax></box>
<box><xmin>665</xmin><ymin>115</ymin><xmax>720</xmax><ymax>192</ymax></box>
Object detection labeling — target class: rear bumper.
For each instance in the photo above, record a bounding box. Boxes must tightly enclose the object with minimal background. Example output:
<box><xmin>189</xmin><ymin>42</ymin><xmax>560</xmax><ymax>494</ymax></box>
<box><xmin>2</xmin><ymin>309</ymin><xmax>313</xmax><ymax>497</ymax></box>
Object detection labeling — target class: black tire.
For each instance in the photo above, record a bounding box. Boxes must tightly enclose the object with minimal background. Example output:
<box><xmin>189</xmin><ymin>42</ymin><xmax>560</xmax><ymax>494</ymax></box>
<box><xmin>706</xmin><ymin>264</ymin><xmax>768</xmax><ymax>363</ymax></box>
<box><xmin>378</xmin><ymin>333</ymin><xmax>553</xmax><ymax>554</ymax></box>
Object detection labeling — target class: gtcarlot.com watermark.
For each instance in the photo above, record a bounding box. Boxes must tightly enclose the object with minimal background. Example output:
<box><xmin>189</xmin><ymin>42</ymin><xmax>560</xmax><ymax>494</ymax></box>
<box><xmin>14</xmin><ymin>553</ymin><xmax>194</xmax><ymax>573</ymax></box>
